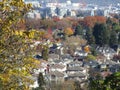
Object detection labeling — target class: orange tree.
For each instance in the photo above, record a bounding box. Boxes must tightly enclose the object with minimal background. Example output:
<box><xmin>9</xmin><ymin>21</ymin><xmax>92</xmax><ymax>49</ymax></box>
<box><xmin>64</xmin><ymin>27</ymin><xmax>74</xmax><ymax>36</ymax></box>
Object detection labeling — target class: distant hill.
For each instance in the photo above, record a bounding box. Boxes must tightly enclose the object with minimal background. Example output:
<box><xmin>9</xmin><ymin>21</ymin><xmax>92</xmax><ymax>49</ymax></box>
<box><xmin>27</xmin><ymin>0</ymin><xmax>120</xmax><ymax>5</ymax></box>
<box><xmin>59</xmin><ymin>0</ymin><xmax>120</xmax><ymax>5</ymax></box>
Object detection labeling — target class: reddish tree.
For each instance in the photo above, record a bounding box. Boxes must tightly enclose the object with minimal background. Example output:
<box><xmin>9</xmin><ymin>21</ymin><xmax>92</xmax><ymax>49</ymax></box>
<box><xmin>52</xmin><ymin>16</ymin><xmax>60</xmax><ymax>22</ymax></box>
<box><xmin>95</xmin><ymin>16</ymin><xmax>106</xmax><ymax>24</ymax></box>
<box><xmin>83</xmin><ymin>16</ymin><xmax>97</xmax><ymax>28</ymax></box>
<box><xmin>83</xmin><ymin>16</ymin><xmax>106</xmax><ymax>28</ymax></box>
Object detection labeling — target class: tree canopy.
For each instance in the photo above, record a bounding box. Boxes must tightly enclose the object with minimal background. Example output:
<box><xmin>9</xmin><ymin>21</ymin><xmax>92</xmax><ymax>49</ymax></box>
<box><xmin>74</xmin><ymin>25</ymin><xmax>83</xmax><ymax>36</ymax></box>
<box><xmin>89</xmin><ymin>72</ymin><xmax>120</xmax><ymax>90</ymax></box>
<box><xmin>93</xmin><ymin>23</ymin><xmax>110</xmax><ymax>46</ymax></box>
<box><xmin>0</xmin><ymin>0</ymin><xmax>41</xmax><ymax>89</ymax></box>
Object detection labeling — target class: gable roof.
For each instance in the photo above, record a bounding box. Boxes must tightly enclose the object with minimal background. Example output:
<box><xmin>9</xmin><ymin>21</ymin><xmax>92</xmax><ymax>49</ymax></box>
<box><xmin>48</xmin><ymin>54</ymin><xmax>59</xmax><ymax>60</ymax></box>
<box><xmin>50</xmin><ymin>64</ymin><xmax>65</xmax><ymax>69</ymax></box>
<box><xmin>68</xmin><ymin>72</ymin><xmax>86</xmax><ymax>77</ymax></box>
<box><xmin>67</xmin><ymin>66</ymin><xmax>84</xmax><ymax>71</ymax></box>
<box><xmin>68</xmin><ymin>61</ymin><xmax>83</xmax><ymax>64</ymax></box>
<box><xmin>48</xmin><ymin>70</ymin><xmax>64</xmax><ymax>77</ymax></box>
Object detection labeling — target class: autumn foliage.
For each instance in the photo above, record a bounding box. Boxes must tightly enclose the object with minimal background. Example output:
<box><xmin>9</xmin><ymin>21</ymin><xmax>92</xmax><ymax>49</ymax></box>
<box><xmin>64</xmin><ymin>27</ymin><xmax>74</xmax><ymax>36</ymax></box>
<box><xmin>83</xmin><ymin>16</ymin><xmax>106</xmax><ymax>28</ymax></box>
<box><xmin>0</xmin><ymin>0</ymin><xmax>42</xmax><ymax>89</ymax></box>
<box><xmin>84</xmin><ymin>45</ymin><xmax>90</xmax><ymax>53</ymax></box>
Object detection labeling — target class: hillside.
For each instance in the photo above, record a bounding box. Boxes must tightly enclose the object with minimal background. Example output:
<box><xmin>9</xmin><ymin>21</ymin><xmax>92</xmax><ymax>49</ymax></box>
<box><xmin>59</xmin><ymin>0</ymin><xmax>120</xmax><ymax>5</ymax></box>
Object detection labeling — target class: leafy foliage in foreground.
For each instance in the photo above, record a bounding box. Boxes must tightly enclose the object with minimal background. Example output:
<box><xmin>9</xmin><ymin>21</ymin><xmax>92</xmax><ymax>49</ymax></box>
<box><xmin>0</xmin><ymin>0</ymin><xmax>41</xmax><ymax>89</ymax></box>
<box><xmin>89</xmin><ymin>72</ymin><xmax>120</xmax><ymax>90</ymax></box>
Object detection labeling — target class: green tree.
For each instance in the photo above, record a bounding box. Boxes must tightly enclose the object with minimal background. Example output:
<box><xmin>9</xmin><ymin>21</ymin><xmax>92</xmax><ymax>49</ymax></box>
<box><xmin>89</xmin><ymin>72</ymin><xmax>120</xmax><ymax>90</ymax></box>
<box><xmin>74</xmin><ymin>25</ymin><xmax>83</xmax><ymax>36</ymax></box>
<box><xmin>86</xmin><ymin>54</ymin><xmax>96</xmax><ymax>61</ymax></box>
<box><xmin>42</xmin><ymin>46</ymin><xmax>49</xmax><ymax>60</ymax></box>
<box><xmin>112</xmin><ymin>23</ymin><xmax>120</xmax><ymax>32</ymax></box>
<box><xmin>118</xmin><ymin>33</ymin><xmax>120</xmax><ymax>44</ymax></box>
<box><xmin>91</xmin><ymin>47</ymin><xmax>97</xmax><ymax>56</ymax></box>
<box><xmin>106</xmin><ymin>17</ymin><xmax>113</xmax><ymax>25</ymax></box>
<box><xmin>74</xmin><ymin>81</ymin><xmax>82</xmax><ymax>90</ymax></box>
<box><xmin>86</xmin><ymin>28</ymin><xmax>95</xmax><ymax>45</ymax></box>
<box><xmin>33</xmin><ymin>73</ymin><xmax>45</xmax><ymax>90</ymax></box>
<box><xmin>93</xmin><ymin>23</ymin><xmax>110</xmax><ymax>46</ymax></box>
<box><xmin>109</xmin><ymin>30</ymin><xmax>118</xmax><ymax>47</ymax></box>
<box><xmin>89</xmin><ymin>74</ymin><xmax>105</xmax><ymax>90</ymax></box>
<box><xmin>104</xmin><ymin>72</ymin><xmax>120</xmax><ymax>90</ymax></box>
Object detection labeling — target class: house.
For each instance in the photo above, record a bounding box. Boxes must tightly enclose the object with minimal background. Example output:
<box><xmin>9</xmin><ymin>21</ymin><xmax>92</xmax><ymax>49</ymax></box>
<box><xmin>49</xmin><ymin>64</ymin><xmax>66</xmax><ymax>72</ymax></box>
<box><xmin>103</xmin><ymin>60</ymin><xmax>117</xmax><ymax>65</ymax></box>
<box><xmin>66</xmin><ymin>72</ymin><xmax>87</xmax><ymax>81</ymax></box>
<box><xmin>96</xmin><ymin>46</ymin><xmax>116</xmax><ymax>60</ymax></box>
<box><xmin>49</xmin><ymin>44</ymin><xmax>58</xmax><ymax>54</ymax></box>
<box><xmin>74</xmin><ymin>56</ymin><xmax>85</xmax><ymax>61</ymax></box>
<box><xmin>66</xmin><ymin>66</ymin><xmax>87</xmax><ymax>74</ymax></box>
<box><xmin>109</xmin><ymin>64</ymin><xmax>120</xmax><ymax>73</ymax></box>
<box><xmin>65</xmin><ymin>67</ymin><xmax>88</xmax><ymax>84</ymax></box>
<box><xmin>61</xmin><ymin>54</ymin><xmax>73</xmax><ymax>60</ymax></box>
<box><xmin>96</xmin><ymin>54</ymin><xmax>107</xmax><ymax>63</ymax></box>
<box><xmin>111</xmin><ymin>45</ymin><xmax>120</xmax><ymax>55</ymax></box>
<box><xmin>101</xmin><ymin>71</ymin><xmax>112</xmax><ymax>79</ymax></box>
<box><xmin>99</xmin><ymin>64</ymin><xmax>107</xmax><ymax>70</ymax></box>
<box><xmin>74</xmin><ymin>50</ymin><xmax>88</xmax><ymax>57</ymax></box>
<box><xmin>49</xmin><ymin>43</ymin><xmax>63</xmax><ymax>54</ymax></box>
<box><xmin>47</xmin><ymin>70</ymin><xmax>65</xmax><ymax>82</ymax></box>
<box><xmin>65</xmin><ymin>59</ymin><xmax>88</xmax><ymax>81</ymax></box>
<box><xmin>67</xmin><ymin>61</ymin><xmax>83</xmax><ymax>67</ymax></box>
<box><xmin>61</xmin><ymin>54</ymin><xmax>74</xmax><ymax>65</ymax></box>
<box><xmin>83</xmin><ymin>60</ymin><xmax>99</xmax><ymax>68</ymax></box>
<box><xmin>48</xmin><ymin>54</ymin><xmax>60</xmax><ymax>62</ymax></box>
<box><xmin>51</xmin><ymin>59</ymin><xmax>63</xmax><ymax>64</ymax></box>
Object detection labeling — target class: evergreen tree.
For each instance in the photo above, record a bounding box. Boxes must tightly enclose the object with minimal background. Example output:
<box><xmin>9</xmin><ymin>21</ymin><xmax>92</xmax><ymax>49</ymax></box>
<box><xmin>91</xmin><ymin>47</ymin><xmax>98</xmax><ymax>56</ymax></box>
<box><xmin>93</xmin><ymin>23</ymin><xmax>110</xmax><ymax>46</ymax></box>
<box><xmin>74</xmin><ymin>25</ymin><xmax>83</xmax><ymax>36</ymax></box>
<box><xmin>109</xmin><ymin>30</ymin><xmax>118</xmax><ymax>47</ymax></box>
<box><xmin>106</xmin><ymin>17</ymin><xmax>113</xmax><ymax>25</ymax></box>
<box><xmin>33</xmin><ymin>73</ymin><xmax>45</xmax><ymax>90</ymax></box>
<box><xmin>86</xmin><ymin>28</ymin><xmax>95</xmax><ymax>45</ymax></box>
<box><xmin>118</xmin><ymin>33</ymin><xmax>120</xmax><ymax>44</ymax></box>
<box><xmin>42</xmin><ymin>46</ymin><xmax>49</xmax><ymax>60</ymax></box>
<box><xmin>112</xmin><ymin>23</ymin><xmax>120</xmax><ymax>33</ymax></box>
